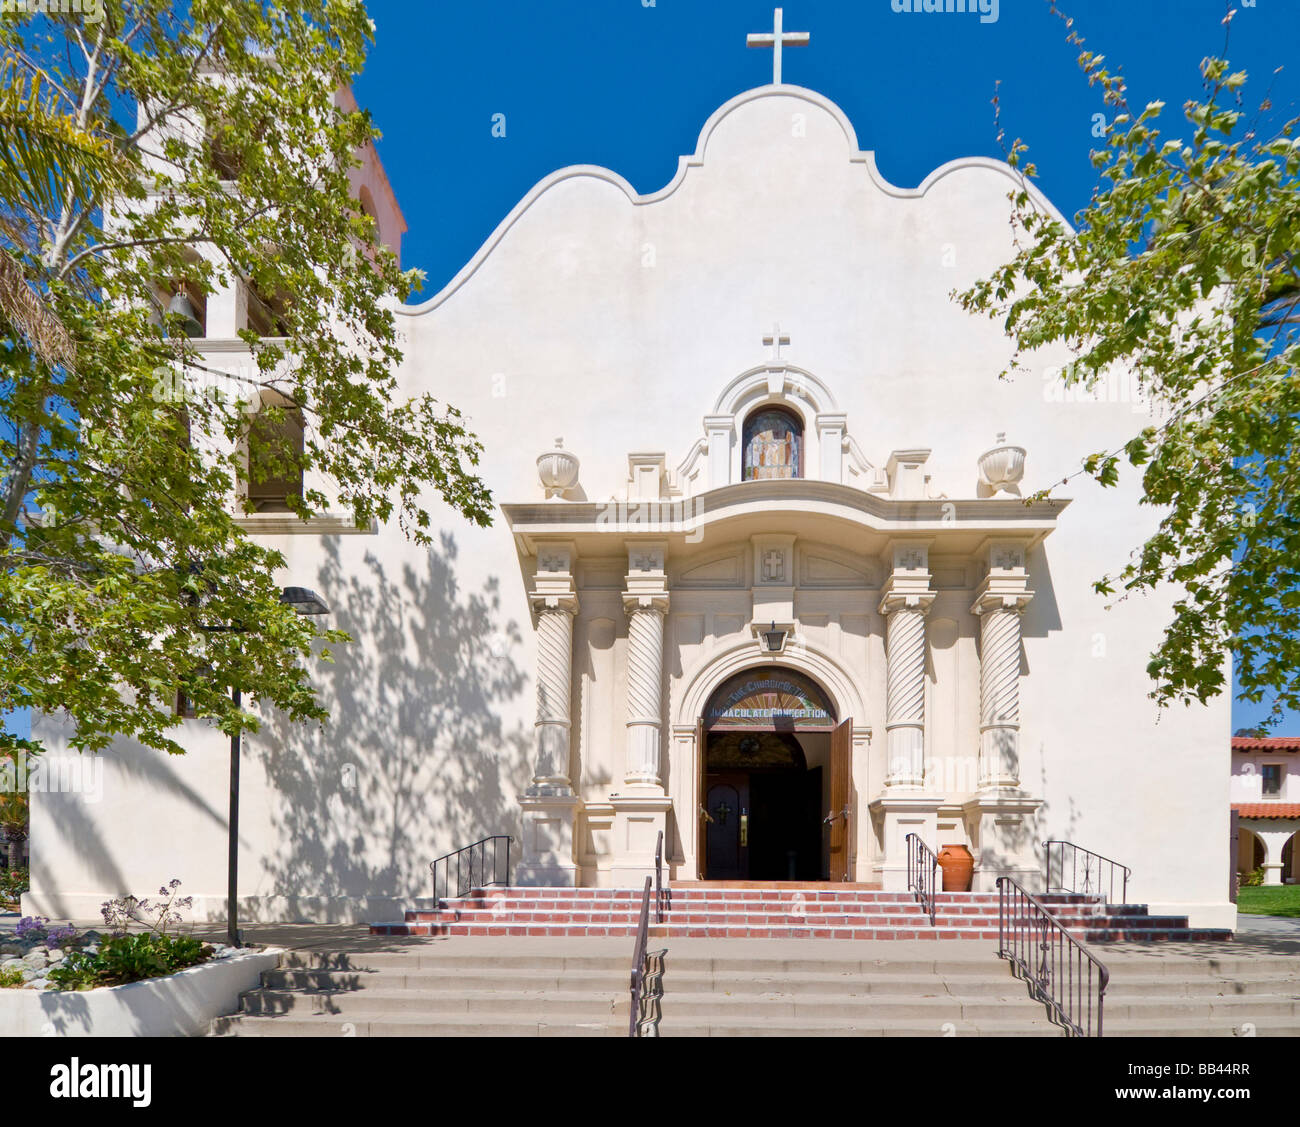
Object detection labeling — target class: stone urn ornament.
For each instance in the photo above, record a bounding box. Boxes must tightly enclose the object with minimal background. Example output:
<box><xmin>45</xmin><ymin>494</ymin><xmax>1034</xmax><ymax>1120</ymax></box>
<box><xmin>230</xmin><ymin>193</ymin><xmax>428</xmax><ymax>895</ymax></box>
<box><xmin>977</xmin><ymin>432</ymin><xmax>1026</xmax><ymax>498</ymax></box>
<box><xmin>937</xmin><ymin>844</ymin><xmax>975</xmax><ymax>892</ymax></box>
<box><xmin>537</xmin><ymin>437</ymin><xmax>580</xmax><ymax>499</ymax></box>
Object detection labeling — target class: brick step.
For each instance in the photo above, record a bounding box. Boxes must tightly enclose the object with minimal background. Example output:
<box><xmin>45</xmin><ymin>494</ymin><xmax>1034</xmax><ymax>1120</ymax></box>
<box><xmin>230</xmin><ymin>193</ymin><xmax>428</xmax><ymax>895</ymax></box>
<box><xmin>1082</xmin><ymin>929</ymin><xmax>1234</xmax><ymax>943</ymax></box>
<box><xmin>397</xmin><ymin>909</ymin><xmax>1170</xmax><ymax>925</ymax></box>
<box><xmin>439</xmin><ymin>890</ymin><xmax>1103</xmax><ymax>906</ymax></box>
<box><xmin>411</xmin><ymin>900</ymin><xmax>1119</xmax><ymax>918</ymax></box>
<box><xmin>440</xmin><ymin>889</ymin><xmax>1100</xmax><ymax>905</ymax></box>
<box><xmin>374</xmin><ymin>919</ymin><xmax>1224</xmax><ymax>942</ymax></box>
<box><xmin>373</xmin><ymin>923</ymin><xmax>1005</xmax><ymax>939</ymax></box>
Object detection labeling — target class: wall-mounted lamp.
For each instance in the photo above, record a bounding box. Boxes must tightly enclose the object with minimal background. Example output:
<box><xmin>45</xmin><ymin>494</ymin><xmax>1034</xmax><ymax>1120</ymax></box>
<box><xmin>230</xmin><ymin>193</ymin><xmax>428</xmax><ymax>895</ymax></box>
<box><xmin>762</xmin><ymin>620</ymin><xmax>787</xmax><ymax>653</ymax></box>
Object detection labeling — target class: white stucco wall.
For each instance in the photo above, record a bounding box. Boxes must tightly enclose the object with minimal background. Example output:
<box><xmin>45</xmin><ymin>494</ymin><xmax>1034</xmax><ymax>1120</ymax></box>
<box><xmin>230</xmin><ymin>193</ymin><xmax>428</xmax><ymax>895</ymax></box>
<box><xmin>29</xmin><ymin>84</ymin><xmax>1232</xmax><ymax>927</ymax></box>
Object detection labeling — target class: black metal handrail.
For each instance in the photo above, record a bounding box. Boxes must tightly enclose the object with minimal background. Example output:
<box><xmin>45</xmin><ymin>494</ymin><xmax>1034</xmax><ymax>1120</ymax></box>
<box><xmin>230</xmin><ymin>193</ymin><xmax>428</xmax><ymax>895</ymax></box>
<box><xmin>1044</xmin><ymin>840</ymin><xmax>1131</xmax><ymax>904</ymax></box>
<box><xmin>629</xmin><ymin>875</ymin><xmax>666</xmax><ymax>1037</ymax></box>
<box><xmin>429</xmin><ymin>835</ymin><xmax>512</xmax><ymax>903</ymax></box>
<box><xmin>997</xmin><ymin>876</ymin><xmax>1109</xmax><ymax>1038</ymax></box>
<box><xmin>654</xmin><ymin>828</ymin><xmax>670</xmax><ymax>924</ymax></box>
<box><xmin>905</xmin><ymin>832</ymin><xmax>939</xmax><ymax>926</ymax></box>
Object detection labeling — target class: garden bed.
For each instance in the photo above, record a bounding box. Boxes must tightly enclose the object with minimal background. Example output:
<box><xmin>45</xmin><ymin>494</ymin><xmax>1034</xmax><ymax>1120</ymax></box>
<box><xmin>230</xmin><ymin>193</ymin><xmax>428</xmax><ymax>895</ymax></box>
<box><xmin>0</xmin><ymin>945</ymin><xmax>281</xmax><ymax>1036</ymax></box>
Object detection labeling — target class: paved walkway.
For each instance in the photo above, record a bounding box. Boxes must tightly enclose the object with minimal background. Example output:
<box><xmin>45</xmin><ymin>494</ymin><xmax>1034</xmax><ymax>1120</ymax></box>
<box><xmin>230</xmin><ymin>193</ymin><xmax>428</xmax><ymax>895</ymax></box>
<box><xmin>1233</xmin><ymin>913</ymin><xmax>1300</xmax><ymax>940</ymax></box>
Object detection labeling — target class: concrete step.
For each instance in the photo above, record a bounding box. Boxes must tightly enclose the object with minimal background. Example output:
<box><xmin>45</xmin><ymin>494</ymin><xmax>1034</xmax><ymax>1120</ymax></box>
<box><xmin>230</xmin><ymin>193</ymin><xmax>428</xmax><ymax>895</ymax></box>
<box><xmin>654</xmin><ymin>1016</ymin><xmax>1066</xmax><ymax>1037</ymax></box>
<box><xmin>238</xmin><ymin>986</ymin><xmax>629</xmax><ymax>1017</ymax></box>
<box><xmin>1100</xmin><ymin>995</ymin><xmax>1300</xmax><ymax>1020</ymax></box>
<box><xmin>259</xmin><ymin>965</ymin><xmax>1031</xmax><ymax>996</ymax></box>
<box><xmin>1107</xmin><ymin>976</ymin><xmax>1300</xmax><ymax>998</ymax></box>
<box><xmin>211</xmin><ymin>1012</ymin><xmax>624</xmax><ymax>1037</ymax></box>
<box><xmin>1102</xmin><ymin>1016</ymin><xmax>1300</xmax><ymax>1037</ymax></box>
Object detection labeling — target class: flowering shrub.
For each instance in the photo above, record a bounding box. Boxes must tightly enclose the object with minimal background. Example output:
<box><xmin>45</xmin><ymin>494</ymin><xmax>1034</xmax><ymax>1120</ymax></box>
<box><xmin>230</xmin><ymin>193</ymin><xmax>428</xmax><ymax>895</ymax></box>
<box><xmin>47</xmin><ymin>933</ymin><xmax>214</xmax><ymax>991</ymax></box>
<box><xmin>101</xmin><ymin>879</ymin><xmax>194</xmax><ymax>937</ymax></box>
<box><xmin>12</xmin><ymin>916</ymin><xmax>80</xmax><ymax>947</ymax></box>
<box><xmin>0</xmin><ymin>868</ymin><xmax>27</xmax><ymax>906</ymax></box>
<box><xmin>5</xmin><ymin>879</ymin><xmax>228</xmax><ymax>992</ymax></box>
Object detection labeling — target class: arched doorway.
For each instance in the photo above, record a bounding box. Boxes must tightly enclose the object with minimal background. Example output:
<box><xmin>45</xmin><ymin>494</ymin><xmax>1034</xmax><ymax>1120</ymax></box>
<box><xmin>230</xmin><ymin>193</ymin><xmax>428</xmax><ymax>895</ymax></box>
<box><xmin>698</xmin><ymin>666</ymin><xmax>851</xmax><ymax>881</ymax></box>
<box><xmin>1239</xmin><ymin>827</ymin><xmax>1266</xmax><ymax>875</ymax></box>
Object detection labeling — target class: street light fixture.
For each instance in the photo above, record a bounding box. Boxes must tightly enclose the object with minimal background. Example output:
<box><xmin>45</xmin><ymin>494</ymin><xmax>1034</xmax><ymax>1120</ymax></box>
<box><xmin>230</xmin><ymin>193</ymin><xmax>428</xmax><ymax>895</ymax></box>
<box><xmin>212</xmin><ymin>585</ymin><xmax>330</xmax><ymax>948</ymax></box>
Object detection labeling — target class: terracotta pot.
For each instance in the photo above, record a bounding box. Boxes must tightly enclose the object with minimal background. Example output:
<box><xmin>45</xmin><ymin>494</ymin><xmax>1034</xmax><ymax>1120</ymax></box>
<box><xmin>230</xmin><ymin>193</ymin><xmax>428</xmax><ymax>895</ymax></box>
<box><xmin>937</xmin><ymin>844</ymin><xmax>975</xmax><ymax>892</ymax></box>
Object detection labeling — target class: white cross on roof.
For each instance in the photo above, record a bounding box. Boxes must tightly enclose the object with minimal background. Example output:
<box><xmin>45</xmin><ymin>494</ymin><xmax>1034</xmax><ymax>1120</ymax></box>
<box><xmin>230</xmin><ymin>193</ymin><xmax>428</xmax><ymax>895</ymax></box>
<box><xmin>747</xmin><ymin>8</ymin><xmax>810</xmax><ymax>86</ymax></box>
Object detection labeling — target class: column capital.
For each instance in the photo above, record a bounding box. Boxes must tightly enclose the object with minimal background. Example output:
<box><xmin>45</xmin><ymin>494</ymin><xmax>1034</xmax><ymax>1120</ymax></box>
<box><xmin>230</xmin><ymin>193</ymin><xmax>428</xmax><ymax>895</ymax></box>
<box><xmin>531</xmin><ymin>592</ymin><xmax>579</xmax><ymax>615</ymax></box>
<box><xmin>623</xmin><ymin>591</ymin><xmax>669</xmax><ymax>615</ymax></box>
<box><xmin>878</xmin><ymin>576</ymin><xmax>936</xmax><ymax>618</ymax></box>
<box><xmin>970</xmin><ymin>577</ymin><xmax>1033</xmax><ymax>617</ymax></box>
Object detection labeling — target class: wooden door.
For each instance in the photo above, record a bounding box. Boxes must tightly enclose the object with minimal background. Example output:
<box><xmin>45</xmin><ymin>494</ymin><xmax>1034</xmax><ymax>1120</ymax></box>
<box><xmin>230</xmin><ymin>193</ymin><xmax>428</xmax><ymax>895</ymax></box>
<box><xmin>828</xmin><ymin>719</ymin><xmax>852</xmax><ymax>882</ymax></box>
<box><xmin>695</xmin><ymin>719</ymin><xmax>707</xmax><ymax>878</ymax></box>
<box><xmin>705</xmin><ymin>774</ymin><xmax>750</xmax><ymax>880</ymax></box>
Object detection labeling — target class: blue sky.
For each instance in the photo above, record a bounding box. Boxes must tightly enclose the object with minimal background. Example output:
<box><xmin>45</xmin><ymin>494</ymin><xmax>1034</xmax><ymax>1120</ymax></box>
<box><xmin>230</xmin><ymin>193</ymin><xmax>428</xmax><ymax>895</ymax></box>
<box><xmin>355</xmin><ymin>0</ymin><xmax>1300</xmax><ymax>732</ymax></box>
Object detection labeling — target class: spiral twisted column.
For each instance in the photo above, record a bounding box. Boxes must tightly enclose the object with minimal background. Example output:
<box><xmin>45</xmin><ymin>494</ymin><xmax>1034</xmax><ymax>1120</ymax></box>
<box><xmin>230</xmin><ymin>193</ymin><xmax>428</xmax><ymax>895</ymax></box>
<box><xmin>530</xmin><ymin>602</ymin><xmax>577</xmax><ymax>795</ymax></box>
<box><xmin>880</xmin><ymin>585</ymin><xmax>935</xmax><ymax>789</ymax></box>
<box><xmin>623</xmin><ymin>594</ymin><xmax>669</xmax><ymax>789</ymax></box>
<box><xmin>973</xmin><ymin>590</ymin><xmax>1033</xmax><ymax>789</ymax></box>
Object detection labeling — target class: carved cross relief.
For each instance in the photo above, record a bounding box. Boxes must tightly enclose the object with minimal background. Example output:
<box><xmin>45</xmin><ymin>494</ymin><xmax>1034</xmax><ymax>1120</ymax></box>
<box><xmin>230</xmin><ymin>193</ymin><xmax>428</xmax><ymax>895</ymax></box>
<box><xmin>762</xmin><ymin>549</ymin><xmax>786</xmax><ymax>582</ymax></box>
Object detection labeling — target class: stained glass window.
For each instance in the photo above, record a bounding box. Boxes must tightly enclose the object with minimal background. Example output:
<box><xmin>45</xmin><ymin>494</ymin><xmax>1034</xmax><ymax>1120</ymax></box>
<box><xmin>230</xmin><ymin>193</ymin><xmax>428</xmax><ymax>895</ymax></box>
<box><xmin>743</xmin><ymin>408</ymin><xmax>802</xmax><ymax>480</ymax></box>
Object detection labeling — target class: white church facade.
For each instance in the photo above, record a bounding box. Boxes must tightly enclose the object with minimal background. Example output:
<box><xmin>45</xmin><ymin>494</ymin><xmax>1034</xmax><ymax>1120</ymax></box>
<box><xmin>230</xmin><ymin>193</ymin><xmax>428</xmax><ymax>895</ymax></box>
<box><xmin>27</xmin><ymin>31</ymin><xmax>1235</xmax><ymax>929</ymax></box>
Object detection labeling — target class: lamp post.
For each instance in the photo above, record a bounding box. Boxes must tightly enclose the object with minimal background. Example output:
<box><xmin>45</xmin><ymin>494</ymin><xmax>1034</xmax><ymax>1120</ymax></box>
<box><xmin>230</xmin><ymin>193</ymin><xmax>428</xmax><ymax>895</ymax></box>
<box><xmin>213</xmin><ymin>586</ymin><xmax>330</xmax><ymax>948</ymax></box>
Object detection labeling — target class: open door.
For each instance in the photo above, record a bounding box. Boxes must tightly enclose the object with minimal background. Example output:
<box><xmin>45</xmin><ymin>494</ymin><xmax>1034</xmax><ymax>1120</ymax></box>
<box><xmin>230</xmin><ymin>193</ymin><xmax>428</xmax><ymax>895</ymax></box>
<box><xmin>695</xmin><ymin>718</ymin><xmax>708</xmax><ymax>878</ymax></box>
<box><xmin>828</xmin><ymin>718</ymin><xmax>852</xmax><ymax>882</ymax></box>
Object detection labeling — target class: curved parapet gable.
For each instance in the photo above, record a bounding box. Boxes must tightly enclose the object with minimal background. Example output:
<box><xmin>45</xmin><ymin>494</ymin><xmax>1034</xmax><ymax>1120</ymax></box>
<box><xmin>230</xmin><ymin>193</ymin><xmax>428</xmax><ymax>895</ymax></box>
<box><xmin>398</xmin><ymin>84</ymin><xmax>1071</xmax><ymax>319</ymax></box>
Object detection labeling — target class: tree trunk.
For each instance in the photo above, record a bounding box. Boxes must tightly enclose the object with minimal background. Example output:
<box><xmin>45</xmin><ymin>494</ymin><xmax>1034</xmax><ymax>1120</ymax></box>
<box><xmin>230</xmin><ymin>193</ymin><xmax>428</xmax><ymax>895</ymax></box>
<box><xmin>5</xmin><ymin>830</ymin><xmax>23</xmax><ymax>873</ymax></box>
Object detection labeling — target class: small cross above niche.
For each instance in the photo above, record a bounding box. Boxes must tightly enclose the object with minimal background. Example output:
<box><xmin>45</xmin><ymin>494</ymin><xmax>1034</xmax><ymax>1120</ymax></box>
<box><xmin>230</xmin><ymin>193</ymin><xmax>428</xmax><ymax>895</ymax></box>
<box><xmin>762</xmin><ymin>323</ymin><xmax>791</xmax><ymax>365</ymax></box>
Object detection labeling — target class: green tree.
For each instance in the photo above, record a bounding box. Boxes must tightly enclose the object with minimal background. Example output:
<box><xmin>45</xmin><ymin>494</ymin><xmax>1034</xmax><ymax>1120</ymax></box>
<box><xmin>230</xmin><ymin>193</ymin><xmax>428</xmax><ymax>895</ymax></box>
<box><xmin>957</xmin><ymin>8</ymin><xmax>1300</xmax><ymax>728</ymax></box>
<box><xmin>1</xmin><ymin>2</ymin><xmax>492</xmax><ymax>757</ymax></box>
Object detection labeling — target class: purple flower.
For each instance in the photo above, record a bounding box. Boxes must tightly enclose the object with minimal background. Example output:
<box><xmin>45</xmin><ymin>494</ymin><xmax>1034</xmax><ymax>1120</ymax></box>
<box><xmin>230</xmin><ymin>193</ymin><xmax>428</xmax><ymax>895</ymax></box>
<box><xmin>15</xmin><ymin>916</ymin><xmax>49</xmax><ymax>939</ymax></box>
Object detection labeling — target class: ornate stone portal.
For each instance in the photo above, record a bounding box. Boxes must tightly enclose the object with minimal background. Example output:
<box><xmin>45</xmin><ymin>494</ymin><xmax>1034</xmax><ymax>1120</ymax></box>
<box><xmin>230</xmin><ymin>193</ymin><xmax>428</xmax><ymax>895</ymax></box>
<box><xmin>504</xmin><ymin>387</ymin><xmax>1062</xmax><ymax>889</ymax></box>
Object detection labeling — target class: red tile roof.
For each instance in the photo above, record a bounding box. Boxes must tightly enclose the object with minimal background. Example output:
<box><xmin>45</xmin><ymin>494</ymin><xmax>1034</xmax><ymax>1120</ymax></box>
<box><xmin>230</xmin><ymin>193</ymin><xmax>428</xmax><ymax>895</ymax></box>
<box><xmin>1232</xmin><ymin>737</ymin><xmax>1300</xmax><ymax>753</ymax></box>
<box><xmin>1233</xmin><ymin>803</ymin><xmax>1300</xmax><ymax>819</ymax></box>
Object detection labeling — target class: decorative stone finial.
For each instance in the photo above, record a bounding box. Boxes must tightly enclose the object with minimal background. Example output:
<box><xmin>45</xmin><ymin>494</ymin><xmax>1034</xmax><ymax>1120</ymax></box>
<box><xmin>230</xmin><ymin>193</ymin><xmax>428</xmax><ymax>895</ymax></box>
<box><xmin>538</xmin><ymin>437</ymin><xmax>580</xmax><ymax>500</ymax></box>
<box><xmin>977</xmin><ymin>433</ymin><xmax>1026</xmax><ymax>498</ymax></box>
